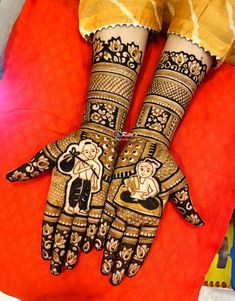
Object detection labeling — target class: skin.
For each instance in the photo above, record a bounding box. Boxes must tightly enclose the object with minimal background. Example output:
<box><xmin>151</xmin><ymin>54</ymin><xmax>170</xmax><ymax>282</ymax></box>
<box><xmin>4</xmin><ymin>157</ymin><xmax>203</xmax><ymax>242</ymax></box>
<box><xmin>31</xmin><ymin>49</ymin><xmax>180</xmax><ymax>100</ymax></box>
<box><xmin>137</xmin><ymin>162</ymin><xmax>154</xmax><ymax>178</ymax></box>
<box><xmin>82</xmin><ymin>144</ymin><xmax>97</xmax><ymax>160</ymax></box>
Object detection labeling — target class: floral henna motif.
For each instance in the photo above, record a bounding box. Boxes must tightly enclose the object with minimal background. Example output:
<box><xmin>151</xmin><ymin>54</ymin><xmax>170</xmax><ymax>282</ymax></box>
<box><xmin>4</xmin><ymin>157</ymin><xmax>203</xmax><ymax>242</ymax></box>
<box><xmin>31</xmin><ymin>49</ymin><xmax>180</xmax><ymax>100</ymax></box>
<box><xmin>157</xmin><ymin>51</ymin><xmax>207</xmax><ymax>85</ymax></box>
<box><xmin>41</xmin><ymin>223</ymin><xmax>54</xmax><ymax>259</ymax></box>
<box><xmin>111</xmin><ymin>269</ymin><xmax>125</xmax><ymax>286</ymax></box>
<box><xmin>93</xmin><ymin>37</ymin><xmax>142</xmax><ymax>72</ymax></box>
<box><xmin>133</xmin><ymin>245</ymin><xmax>150</xmax><ymax>261</ymax></box>
<box><xmin>101</xmin><ymin>237</ymin><xmax>120</xmax><ymax>275</ymax></box>
<box><xmin>126</xmin><ymin>244</ymin><xmax>151</xmax><ymax>278</ymax></box>
<box><xmin>7</xmin><ymin>150</ymin><xmax>53</xmax><ymax>182</ymax></box>
<box><xmin>171</xmin><ymin>186</ymin><xmax>204</xmax><ymax>226</ymax></box>
<box><xmin>83</xmin><ymin>36</ymin><xmax>141</xmax><ymax>135</ymax></box>
<box><xmin>127</xmin><ymin>263</ymin><xmax>140</xmax><ymax>276</ymax></box>
<box><xmin>90</xmin><ymin>103</ymin><xmax>118</xmax><ymax>128</ymax></box>
<box><xmin>133</xmin><ymin>50</ymin><xmax>208</xmax><ymax>147</ymax></box>
<box><xmin>145</xmin><ymin>108</ymin><xmax>170</xmax><ymax>132</ymax></box>
<box><xmin>107</xmin><ymin>237</ymin><xmax>119</xmax><ymax>253</ymax></box>
<box><xmin>66</xmin><ymin>250</ymin><xmax>78</xmax><ymax>267</ymax></box>
<box><xmin>50</xmin><ymin>229</ymin><xmax>70</xmax><ymax>275</ymax></box>
<box><xmin>119</xmin><ymin>246</ymin><xmax>134</xmax><ymax>261</ymax></box>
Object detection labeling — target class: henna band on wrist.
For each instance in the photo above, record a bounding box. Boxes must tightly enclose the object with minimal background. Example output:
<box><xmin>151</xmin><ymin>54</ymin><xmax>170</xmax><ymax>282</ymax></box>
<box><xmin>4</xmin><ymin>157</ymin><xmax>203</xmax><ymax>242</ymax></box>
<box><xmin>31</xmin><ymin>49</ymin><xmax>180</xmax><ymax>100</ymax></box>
<box><xmin>133</xmin><ymin>51</ymin><xmax>207</xmax><ymax>146</ymax></box>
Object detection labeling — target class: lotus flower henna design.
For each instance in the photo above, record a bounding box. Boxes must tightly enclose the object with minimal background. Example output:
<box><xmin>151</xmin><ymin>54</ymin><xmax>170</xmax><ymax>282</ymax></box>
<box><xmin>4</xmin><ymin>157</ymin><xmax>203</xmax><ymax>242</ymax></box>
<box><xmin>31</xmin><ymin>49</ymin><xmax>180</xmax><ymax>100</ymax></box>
<box><xmin>111</xmin><ymin>269</ymin><xmax>125</xmax><ymax>286</ymax></box>
<box><xmin>54</xmin><ymin>233</ymin><xmax>67</xmax><ymax>249</ymax></box>
<box><xmin>119</xmin><ymin>247</ymin><xmax>133</xmax><ymax>261</ymax></box>
<box><xmin>66</xmin><ymin>250</ymin><xmax>77</xmax><ymax>266</ymax></box>
<box><xmin>42</xmin><ymin>224</ymin><xmax>53</xmax><ymax>236</ymax></box>
<box><xmin>70</xmin><ymin>232</ymin><xmax>81</xmax><ymax>245</ymax></box>
<box><xmin>106</xmin><ymin>238</ymin><xmax>119</xmax><ymax>253</ymax></box>
<box><xmin>134</xmin><ymin>245</ymin><xmax>149</xmax><ymax>261</ymax></box>
<box><xmin>102</xmin><ymin>259</ymin><xmax>113</xmax><ymax>274</ymax></box>
<box><xmin>128</xmin><ymin>263</ymin><xmax>140</xmax><ymax>277</ymax></box>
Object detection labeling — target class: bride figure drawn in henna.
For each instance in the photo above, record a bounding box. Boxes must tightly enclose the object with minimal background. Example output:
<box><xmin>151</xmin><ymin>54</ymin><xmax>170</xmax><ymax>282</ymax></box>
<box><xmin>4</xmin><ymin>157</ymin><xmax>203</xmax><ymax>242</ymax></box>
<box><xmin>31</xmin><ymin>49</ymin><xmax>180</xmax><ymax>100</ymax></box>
<box><xmin>58</xmin><ymin>139</ymin><xmax>103</xmax><ymax>215</ymax></box>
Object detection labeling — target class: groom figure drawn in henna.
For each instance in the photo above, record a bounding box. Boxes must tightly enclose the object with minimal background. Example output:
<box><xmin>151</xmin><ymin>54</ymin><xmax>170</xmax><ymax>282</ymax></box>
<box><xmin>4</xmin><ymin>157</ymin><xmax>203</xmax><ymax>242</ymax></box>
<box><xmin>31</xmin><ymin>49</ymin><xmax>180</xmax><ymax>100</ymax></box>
<box><xmin>58</xmin><ymin>139</ymin><xmax>103</xmax><ymax>214</ymax></box>
<box><xmin>116</xmin><ymin>158</ymin><xmax>162</xmax><ymax>214</ymax></box>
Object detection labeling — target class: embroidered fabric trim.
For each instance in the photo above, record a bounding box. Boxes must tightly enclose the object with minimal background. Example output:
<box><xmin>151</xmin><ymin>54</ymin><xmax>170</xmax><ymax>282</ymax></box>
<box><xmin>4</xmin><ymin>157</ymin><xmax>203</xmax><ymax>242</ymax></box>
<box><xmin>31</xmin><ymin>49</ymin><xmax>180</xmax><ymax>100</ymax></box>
<box><xmin>80</xmin><ymin>23</ymin><xmax>158</xmax><ymax>42</ymax></box>
<box><xmin>167</xmin><ymin>32</ymin><xmax>221</xmax><ymax>68</ymax></box>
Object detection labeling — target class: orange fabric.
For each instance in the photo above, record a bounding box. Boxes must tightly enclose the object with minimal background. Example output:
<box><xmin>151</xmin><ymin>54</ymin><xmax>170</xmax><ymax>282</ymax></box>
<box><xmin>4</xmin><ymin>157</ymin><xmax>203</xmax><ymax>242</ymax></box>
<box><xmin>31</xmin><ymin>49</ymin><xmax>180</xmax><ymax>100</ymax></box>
<box><xmin>0</xmin><ymin>1</ymin><xmax>235</xmax><ymax>301</ymax></box>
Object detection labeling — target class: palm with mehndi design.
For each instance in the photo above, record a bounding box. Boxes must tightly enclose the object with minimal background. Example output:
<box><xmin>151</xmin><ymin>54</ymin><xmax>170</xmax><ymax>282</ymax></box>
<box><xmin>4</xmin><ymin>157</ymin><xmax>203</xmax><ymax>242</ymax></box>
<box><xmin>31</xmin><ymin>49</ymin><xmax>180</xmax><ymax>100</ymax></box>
<box><xmin>6</xmin><ymin>34</ymin><xmax>145</xmax><ymax>275</ymax></box>
<box><xmin>7</xmin><ymin>129</ymin><xmax>118</xmax><ymax>274</ymax></box>
<box><xmin>95</xmin><ymin>137</ymin><xmax>204</xmax><ymax>285</ymax></box>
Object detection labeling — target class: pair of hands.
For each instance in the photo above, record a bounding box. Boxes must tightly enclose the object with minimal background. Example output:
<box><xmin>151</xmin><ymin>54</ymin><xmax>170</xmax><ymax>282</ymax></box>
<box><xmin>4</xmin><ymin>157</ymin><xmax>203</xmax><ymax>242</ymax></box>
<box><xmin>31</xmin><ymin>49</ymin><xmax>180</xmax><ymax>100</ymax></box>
<box><xmin>6</xmin><ymin>128</ymin><xmax>204</xmax><ymax>285</ymax></box>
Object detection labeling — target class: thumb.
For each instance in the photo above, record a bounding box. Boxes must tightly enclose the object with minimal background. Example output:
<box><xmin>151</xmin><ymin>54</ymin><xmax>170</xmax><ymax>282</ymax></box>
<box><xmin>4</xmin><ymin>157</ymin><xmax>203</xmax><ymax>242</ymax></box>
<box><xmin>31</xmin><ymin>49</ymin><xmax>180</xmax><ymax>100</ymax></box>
<box><xmin>6</xmin><ymin>148</ymin><xmax>55</xmax><ymax>182</ymax></box>
<box><xmin>170</xmin><ymin>183</ymin><xmax>205</xmax><ymax>226</ymax></box>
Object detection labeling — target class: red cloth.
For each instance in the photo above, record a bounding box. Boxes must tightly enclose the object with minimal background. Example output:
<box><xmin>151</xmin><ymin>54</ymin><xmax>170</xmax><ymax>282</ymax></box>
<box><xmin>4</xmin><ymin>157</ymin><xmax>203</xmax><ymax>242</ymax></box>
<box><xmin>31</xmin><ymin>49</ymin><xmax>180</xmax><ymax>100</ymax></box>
<box><xmin>0</xmin><ymin>1</ymin><xmax>235</xmax><ymax>300</ymax></box>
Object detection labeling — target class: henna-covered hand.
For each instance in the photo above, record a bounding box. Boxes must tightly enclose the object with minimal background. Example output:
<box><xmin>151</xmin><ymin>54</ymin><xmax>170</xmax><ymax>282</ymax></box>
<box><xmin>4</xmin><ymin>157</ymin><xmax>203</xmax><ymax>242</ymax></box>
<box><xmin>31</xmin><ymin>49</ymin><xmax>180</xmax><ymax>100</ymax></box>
<box><xmin>95</xmin><ymin>137</ymin><xmax>204</xmax><ymax>286</ymax></box>
<box><xmin>6</xmin><ymin>33</ymin><xmax>145</xmax><ymax>275</ymax></box>
<box><xmin>94</xmin><ymin>40</ymin><xmax>208</xmax><ymax>286</ymax></box>
<box><xmin>6</xmin><ymin>129</ymin><xmax>119</xmax><ymax>275</ymax></box>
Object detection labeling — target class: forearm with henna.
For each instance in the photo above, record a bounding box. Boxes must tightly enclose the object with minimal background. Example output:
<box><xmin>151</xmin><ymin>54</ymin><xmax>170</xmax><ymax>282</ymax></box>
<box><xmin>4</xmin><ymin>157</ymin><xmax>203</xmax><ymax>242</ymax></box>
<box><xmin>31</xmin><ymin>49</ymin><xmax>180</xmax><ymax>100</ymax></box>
<box><xmin>6</xmin><ymin>27</ymin><xmax>148</xmax><ymax>275</ymax></box>
<box><xmin>95</xmin><ymin>35</ymin><xmax>213</xmax><ymax>285</ymax></box>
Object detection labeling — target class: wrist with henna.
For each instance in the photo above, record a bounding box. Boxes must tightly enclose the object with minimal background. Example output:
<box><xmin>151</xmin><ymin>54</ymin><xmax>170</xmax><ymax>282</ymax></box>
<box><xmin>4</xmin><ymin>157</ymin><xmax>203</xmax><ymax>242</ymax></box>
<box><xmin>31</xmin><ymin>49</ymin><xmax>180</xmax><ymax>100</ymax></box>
<box><xmin>6</xmin><ymin>35</ymin><xmax>144</xmax><ymax>275</ymax></box>
<box><xmin>95</xmin><ymin>50</ymin><xmax>207</xmax><ymax>285</ymax></box>
<box><xmin>132</xmin><ymin>50</ymin><xmax>207</xmax><ymax>146</ymax></box>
